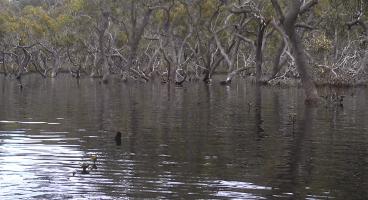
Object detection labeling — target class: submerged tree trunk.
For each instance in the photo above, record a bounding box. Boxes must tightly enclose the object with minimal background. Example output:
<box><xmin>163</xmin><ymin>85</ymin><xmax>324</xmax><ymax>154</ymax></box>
<box><xmin>50</xmin><ymin>49</ymin><xmax>61</xmax><ymax>78</ymax></box>
<box><xmin>90</xmin><ymin>53</ymin><xmax>99</xmax><ymax>78</ymax></box>
<box><xmin>272</xmin><ymin>0</ymin><xmax>319</xmax><ymax>103</ymax></box>
<box><xmin>14</xmin><ymin>48</ymin><xmax>31</xmax><ymax>88</ymax></box>
<box><xmin>289</xmin><ymin>30</ymin><xmax>319</xmax><ymax>103</ymax></box>
<box><xmin>269</xmin><ymin>39</ymin><xmax>286</xmax><ymax>80</ymax></box>
<box><xmin>255</xmin><ymin>22</ymin><xmax>267</xmax><ymax>83</ymax></box>
<box><xmin>202</xmin><ymin>49</ymin><xmax>212</xmax><ymax>83</ymax></box>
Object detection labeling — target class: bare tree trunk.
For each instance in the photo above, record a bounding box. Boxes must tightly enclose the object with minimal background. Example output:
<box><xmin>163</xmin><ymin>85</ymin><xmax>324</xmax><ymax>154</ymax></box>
<box><xmin>202</xmin><ymin>48</ymin><xmax>212</xmax><ymax>83</ymax></box>
<box><xmin>15</xmin><ymin>48</ymin><xmax>31</xmax><ymax>88</ymax></box>
<box><xmin>90</xmin><ymin>53</ymin><xmax>99</xmax><ymax>77</ymax></box>
<box><xmin>2</xmin><ymin>50</ymin><xmax>7</xmax><ymax>76</ymax></box>
<box><xmin>50</xmin><ymin>49</ymin><xmax>61</xmax><ymax>78</ymax></box>
<box><xmin>272</xmin><ymin>0</ymin><xmax>319</xmax><ymax>103</ymax></box>
<box><xmin>127</xmin><ymin>8</ymin><xmax>152</xmax><ymax>73</ymax></box>
<box><xmin>32</xmin><ymin>52</ymin><xmax>47</xmax><ymax>78</ymax></box>
<box><xmin>203</xmin><ymin>69</ymin><xmax>211</xmax><ymax>83</ymax></box>
<box><xmin>269</xmin><ymin>39</ymin><xmax>286</xmax><ymax>80</ymax></box>
<box><xmin>255</xmin><ymin>22</ymin><xmax>267</xmax><ymax>83</ymax></box>
<box><xmin>98</xmin><ymin>12</ymin><xmax>110</xmax><ymax>83</ymax></box>
<box><xmin>289</xmin><ymin>30</ymin><xmax>319</xmax><ymax>103</ymax></box>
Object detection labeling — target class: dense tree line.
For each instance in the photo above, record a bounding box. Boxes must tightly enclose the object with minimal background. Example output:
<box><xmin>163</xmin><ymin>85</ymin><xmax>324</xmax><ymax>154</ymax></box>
<box><xmin>0</xmin><ymin>0</ymin><xmax>367</xmax><ymax>102</ymax></box>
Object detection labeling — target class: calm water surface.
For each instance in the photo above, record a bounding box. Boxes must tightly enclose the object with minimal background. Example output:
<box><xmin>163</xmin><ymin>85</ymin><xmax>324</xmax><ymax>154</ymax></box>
<box><xmin>0</xmin><ymin>75</ymin><xmax>367</xmax><ymax>199</ymax></box>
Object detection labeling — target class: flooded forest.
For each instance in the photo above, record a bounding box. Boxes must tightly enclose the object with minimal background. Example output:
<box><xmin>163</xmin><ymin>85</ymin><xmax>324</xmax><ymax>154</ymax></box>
<box><xmin>1</xmin><ymin>0</ymin><xmax>368</xmax><ymax>199</ymax></box>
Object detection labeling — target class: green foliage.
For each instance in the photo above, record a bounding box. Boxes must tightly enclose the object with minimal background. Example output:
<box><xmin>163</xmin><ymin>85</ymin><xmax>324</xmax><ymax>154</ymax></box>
<box><xmin>201</xmin><ymin>0</ymin><xmax>217</xmax><ymax>18</ymax></box>
<box><xmin>68</xmin><ymin>0</ymin><xmax>86</xmax><ymax>13</ymax></box>
<box><xmin>170</xmin><ymin>3</ymin><xmax>187</xmax><ymax>24</ymax></box>
<box><xmin>0</xmin><ymin>13</ymin><xmax>18</xmax><ymax>36</ymax></box>
<box><xmin>116</xmin><ymin>32</ymin><xmax>128</xmax><ymax>48</ymax></box>
<box><xmin>306</xmin><ymin>32</ymin><xmax>332</xmax><ymax>52</ymax></box>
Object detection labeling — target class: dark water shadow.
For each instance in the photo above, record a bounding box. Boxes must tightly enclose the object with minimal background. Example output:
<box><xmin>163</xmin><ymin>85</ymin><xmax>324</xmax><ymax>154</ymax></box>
<box><xmin>255</xmin><ymin>84</ymin><xmax>264</xmax><ymax>138</ymax></box>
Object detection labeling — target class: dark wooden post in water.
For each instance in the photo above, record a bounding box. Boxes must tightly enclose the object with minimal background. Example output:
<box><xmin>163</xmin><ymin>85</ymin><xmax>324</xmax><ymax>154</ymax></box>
<box><xmin>115</xmin><ymin>131</ymin><xmax>122</xmax><ymax>146</ymax></box>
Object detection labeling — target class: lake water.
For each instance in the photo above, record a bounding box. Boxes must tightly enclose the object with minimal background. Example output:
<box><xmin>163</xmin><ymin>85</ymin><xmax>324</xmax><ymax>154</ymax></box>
<box><xmin>0</xmin><ymin>75</ymin><xmax>367</xmax><ymax>199</ymax></box>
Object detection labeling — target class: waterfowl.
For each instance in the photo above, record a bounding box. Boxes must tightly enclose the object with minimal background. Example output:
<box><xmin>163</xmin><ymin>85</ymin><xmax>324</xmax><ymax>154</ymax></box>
<box><xmin>80</xmin><ymin>163</ymin><xmax>90</xmax><ymax>174</ymax></box>
<box><xmin>71</xmin><ymin>155</ymin><xmax>98</xmax><ymax>176</ymax></box>
<box><xmin>90</xmin><ymin>155</ymin><xmax>97</xmax><ymax>170</ymax></box>
<box><xmin>91</xmin><ymin>155</ymin><xmax>97</xmax><ymax>162</ymax></box>
<box><xmin>289</xmin><ymin>113</ymin><xmax>297</xmax><ymax>125</ymax></box>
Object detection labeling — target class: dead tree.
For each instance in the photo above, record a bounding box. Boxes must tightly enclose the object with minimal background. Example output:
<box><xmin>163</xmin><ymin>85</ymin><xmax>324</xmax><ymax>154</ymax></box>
<box><xmin>126</xmin><ymin>2</ymin><xmax>153</xmax><ymax>77</ymax></box>
<box><xmin>67</xmin><ymin>46</ymin><xmax>88</xmax><ymax>79</ymax></box>
<box><xmin>156</xmin><ymin>2</ymin><xmax>193</xmax><ymax>85</ymax></box>
<box><xmin>36</xmin><ymin>43</ymin><xmax>62</xmax><ymax>78</ymax></box>
<box><xmin>219</xmin><ymin>0</ymin><xmax>268</xmax><ymax>85</ymax></box>
<box><xmin>31</xmin><ymin>50</ymin><xmax>48</xmax><ymax>78</ymax></box>
<box><xmin>8</xmin><ymin>43</ymin><xmax>37</xmax><ymax>87</ymax></box>
<box><xmin>179</xmin><ymin>1</ymin><xmax>220</xmax><ymax>83</ymax></box>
